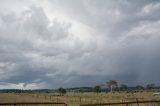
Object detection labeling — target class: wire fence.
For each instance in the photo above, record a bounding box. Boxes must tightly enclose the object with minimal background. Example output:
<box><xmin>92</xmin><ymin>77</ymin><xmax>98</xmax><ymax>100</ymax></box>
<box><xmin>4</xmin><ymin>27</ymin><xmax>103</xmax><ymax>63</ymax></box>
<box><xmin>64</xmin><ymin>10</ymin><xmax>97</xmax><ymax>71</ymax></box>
<box><xmin>0</xmin><ymin>100</ymin><xmax>160</xmax><ymax>106</ymax></box>
<box><xmin>0</xmin><ymin>102</ymin><xmax>68</xmax><ymax>106</ymax></box>
<box><xmin>80</xmin><ymin>100</ymin><xmax>160</xmax><ymax>106</ymax></box>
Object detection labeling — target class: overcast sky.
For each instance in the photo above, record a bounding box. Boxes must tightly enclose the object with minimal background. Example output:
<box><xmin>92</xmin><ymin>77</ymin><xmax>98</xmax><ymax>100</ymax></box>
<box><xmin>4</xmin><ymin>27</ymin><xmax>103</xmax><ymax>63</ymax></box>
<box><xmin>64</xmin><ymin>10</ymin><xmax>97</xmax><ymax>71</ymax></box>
<box><xmin>0</xmin><ymin>0</ymin><xmax>160</xmax><ymax>89</ymax></box>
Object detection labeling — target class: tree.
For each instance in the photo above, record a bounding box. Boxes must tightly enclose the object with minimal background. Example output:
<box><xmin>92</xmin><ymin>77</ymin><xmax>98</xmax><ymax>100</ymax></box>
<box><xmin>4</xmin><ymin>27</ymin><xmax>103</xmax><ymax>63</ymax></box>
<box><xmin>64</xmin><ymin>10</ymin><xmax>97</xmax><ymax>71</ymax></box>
<box><xmin>93</xmin><ymin>85</ymin><xmax>101</xmax><ymax>93</ymax></box>
<box><xmin>58</xmin><ymin>88</ymin><xmax>66</xmax><ymax>95</ymax></box>
<box><xmin>146</xmin><ymin>83</ymin><xmax>155</xmax><ymax>89</ymax></box>
<box><xmin>120</xmin><ymin>84</ymin><xmax>128</xmax><ymax>91</ymax></box>
<box><xmin>106</xmin><ymin>80</ymin><xmax>118</xmax><ymax>93</ymax></box>
<box><xmin>136</xmin><ymin>85</ymin><xmax>144</xmax><ymax>90</ymax></box>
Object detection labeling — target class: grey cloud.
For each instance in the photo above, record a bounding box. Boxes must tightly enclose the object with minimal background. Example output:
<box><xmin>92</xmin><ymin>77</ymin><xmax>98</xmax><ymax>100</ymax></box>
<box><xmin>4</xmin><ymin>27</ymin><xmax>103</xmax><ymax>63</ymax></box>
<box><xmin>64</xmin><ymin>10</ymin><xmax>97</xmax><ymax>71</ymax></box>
<box><xmin>0</xmin><ymin>0</ymin><xmax>160</xmax><ymax>89</ymax></box>
<box><xmin>50</xmin><ymin>0</ymin><xmax>160</xmax><ymax>38</ymax></box>
<box><xmin>0</xmin><ymin>5</ymin><xmax>98</xmax><ymax>89</ymax></box>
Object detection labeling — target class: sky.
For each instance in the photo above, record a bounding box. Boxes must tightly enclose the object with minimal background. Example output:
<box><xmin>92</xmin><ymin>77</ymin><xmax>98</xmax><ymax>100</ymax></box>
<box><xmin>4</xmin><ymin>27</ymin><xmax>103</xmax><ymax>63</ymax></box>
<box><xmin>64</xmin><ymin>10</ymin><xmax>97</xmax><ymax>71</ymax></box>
<box><xmin>0</xmin><ymin>0</ymin><xmax>160</xmax><ymax>89</ymax></box>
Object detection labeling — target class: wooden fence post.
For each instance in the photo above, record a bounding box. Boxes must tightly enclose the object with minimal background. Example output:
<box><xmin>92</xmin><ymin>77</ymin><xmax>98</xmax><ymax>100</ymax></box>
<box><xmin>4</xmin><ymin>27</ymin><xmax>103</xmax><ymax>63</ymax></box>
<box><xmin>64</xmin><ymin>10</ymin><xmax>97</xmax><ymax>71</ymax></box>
<box><xmin>136</xmin><ymin>98</ymin><xmax>139</xmax><ymax>106</ymax></box>
<box><xmin>80</xmin><ymin>97</ymin><xmax>82</xmax><ymax>105</ymax></box>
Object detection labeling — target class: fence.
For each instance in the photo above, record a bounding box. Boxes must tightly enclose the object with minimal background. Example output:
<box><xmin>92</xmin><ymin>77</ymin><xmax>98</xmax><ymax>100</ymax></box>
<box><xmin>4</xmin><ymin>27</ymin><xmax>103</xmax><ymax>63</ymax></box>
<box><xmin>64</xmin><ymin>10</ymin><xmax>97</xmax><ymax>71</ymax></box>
<box><xmin>0</xmin><ymin>102</ymin><xmax>68</xmax><ymax>106</ymax></box>
<box><xmin>80</xmin><ymin>100</ymin><xmax>160</xmax><ymax>106</ymax></box>
<box><xmin>0</xmin><ymin>100</ymin><xmax>160</xmax><ymax>106</ymax></box>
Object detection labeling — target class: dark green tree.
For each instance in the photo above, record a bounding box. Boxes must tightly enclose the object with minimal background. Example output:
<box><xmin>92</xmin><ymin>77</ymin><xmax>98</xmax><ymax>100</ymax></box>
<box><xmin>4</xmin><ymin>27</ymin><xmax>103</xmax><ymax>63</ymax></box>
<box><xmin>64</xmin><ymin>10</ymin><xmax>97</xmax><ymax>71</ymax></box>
<box><xmin>120</xmin><ymin>84</ymin><xmax>128</xmax><ymax>91</ymax></box>
<box><xmin>146</xmin><ymin>83</ymin><xmax>155</xmax><ymax>89</ymax></box>
<box><xmin>93</xmin><ymin>85</ymin><xmax>101</xmax><ymax>93</ymax></box>
<box><xmin>58</xmin><ymin>88</ymin><xmax>66</xmax><ymax>95</ymax></box>
<box><xmin>136</xmin><ymin>85</ymin><xmax>144</xmax><ymax>90</ymax></box>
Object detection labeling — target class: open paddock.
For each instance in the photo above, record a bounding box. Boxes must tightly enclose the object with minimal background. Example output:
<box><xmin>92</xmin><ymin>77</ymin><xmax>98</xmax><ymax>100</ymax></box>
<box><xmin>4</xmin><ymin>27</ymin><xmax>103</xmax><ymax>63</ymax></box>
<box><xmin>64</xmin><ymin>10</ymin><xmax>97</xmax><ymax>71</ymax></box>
<box><xmin>0</xmin><ymin>92</ymin><xmax>160</xmax><ymax>106</ymax></box>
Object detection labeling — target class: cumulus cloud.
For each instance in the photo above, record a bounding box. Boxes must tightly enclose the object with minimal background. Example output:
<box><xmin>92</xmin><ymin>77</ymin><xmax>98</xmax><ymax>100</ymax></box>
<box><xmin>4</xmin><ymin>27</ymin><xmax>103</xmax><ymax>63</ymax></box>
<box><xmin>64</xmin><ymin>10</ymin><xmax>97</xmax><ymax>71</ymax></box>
<box><xmin>0</xmin><ymin>0</ymin><xmax>160</xmax><ymax>89</ymax></box>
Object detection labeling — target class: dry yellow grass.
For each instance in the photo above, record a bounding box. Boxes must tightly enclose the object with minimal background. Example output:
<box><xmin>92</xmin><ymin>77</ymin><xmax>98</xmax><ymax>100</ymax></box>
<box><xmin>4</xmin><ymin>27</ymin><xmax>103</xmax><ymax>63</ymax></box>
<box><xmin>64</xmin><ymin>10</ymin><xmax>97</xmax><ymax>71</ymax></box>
<box><xmin>0</xmin><ymin>93</ymin><xmax>51</xmax><ymax>103</ymax></box>
<box><xmin>0</xmin><ymin>92</ymin><xmax>160</xmax><ymax>106</ymax></box>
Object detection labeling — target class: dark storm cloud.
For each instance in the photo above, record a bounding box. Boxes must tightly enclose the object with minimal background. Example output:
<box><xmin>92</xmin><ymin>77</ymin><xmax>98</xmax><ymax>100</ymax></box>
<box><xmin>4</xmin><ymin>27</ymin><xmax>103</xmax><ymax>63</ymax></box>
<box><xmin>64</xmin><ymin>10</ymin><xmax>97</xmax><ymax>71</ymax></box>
<box><xmin>0</xmin><ymin>0</ymin><xmax>160</xmax><ymax>89</ymax></box>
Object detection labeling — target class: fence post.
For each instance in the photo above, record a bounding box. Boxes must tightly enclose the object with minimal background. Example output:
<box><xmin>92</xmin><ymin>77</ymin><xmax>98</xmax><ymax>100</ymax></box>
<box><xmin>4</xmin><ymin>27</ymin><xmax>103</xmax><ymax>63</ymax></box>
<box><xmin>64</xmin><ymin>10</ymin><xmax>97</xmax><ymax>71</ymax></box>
<box><xmin>80</xmin><ymin>97</ymin><xmax>82</xmax><ymax>105</ymax></box>
<box><xmin>57</xmin><ymin>96</ymin><xmax>58</xmax><ymax>102</ymax></box>
<box><xmin>50</xmin><ymin>95</ymin><xmax>51</xmax><ymax>100</ymax></box>
<box><xmin>136</xmin><ymin>98</ymin><xmax>139</xmax><ymax>106</ymax></box>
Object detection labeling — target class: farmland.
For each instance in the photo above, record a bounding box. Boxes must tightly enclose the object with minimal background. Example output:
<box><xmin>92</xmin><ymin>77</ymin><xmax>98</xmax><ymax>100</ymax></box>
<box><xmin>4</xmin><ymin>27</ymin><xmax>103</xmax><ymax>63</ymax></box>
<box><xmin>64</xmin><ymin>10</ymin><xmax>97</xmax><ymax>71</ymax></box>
<box><xmin>0</xmin><ymin>92</ymin><xmax>160</xmax><ymax>106</ymax></box>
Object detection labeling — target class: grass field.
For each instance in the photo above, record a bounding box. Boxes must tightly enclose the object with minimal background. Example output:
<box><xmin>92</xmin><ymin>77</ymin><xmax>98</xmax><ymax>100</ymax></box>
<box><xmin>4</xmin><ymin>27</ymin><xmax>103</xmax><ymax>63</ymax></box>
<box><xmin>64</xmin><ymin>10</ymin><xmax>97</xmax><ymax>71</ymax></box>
<box><xmin>0</xmin><ymin>92</ymin><xmax>160</xmax><ymax>106</ymax></box>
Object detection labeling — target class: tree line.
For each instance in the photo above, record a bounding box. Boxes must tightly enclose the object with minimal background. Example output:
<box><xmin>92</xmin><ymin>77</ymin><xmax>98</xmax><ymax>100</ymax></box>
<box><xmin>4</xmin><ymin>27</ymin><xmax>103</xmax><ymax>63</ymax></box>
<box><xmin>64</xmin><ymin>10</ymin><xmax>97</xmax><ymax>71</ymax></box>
<box><xmin>0</xmin><ymin>80</ymin><xmax>159</xmax><ymax>94</ymax></box>
<box><xmin>93</xmin><ymin>80</ymin><xmax>158</xmax><ymax>93</ymax></box>
<box><xmin>58</xmin><ymin>80</ymin><xmax>159</xmax><ymax>95</ymax></box>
